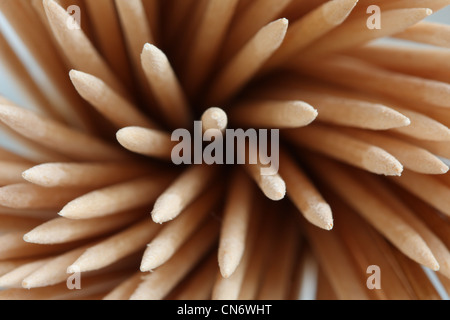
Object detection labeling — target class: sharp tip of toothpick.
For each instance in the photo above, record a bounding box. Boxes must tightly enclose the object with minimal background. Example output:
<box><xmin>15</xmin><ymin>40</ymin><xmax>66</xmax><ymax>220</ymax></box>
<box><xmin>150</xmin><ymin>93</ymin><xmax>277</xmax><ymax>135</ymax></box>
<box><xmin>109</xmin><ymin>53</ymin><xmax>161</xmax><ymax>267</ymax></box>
<box><xmin>309</xmin><ymin>204</ymin><xmax>334</xmax><ymax>231</ymax></box>
<box><xmin>140</xmin><ymin>262</ymin><xmax>155</xmax><ymax>273</ymax></box>
<box><xmin>115</xmin><ymin>127</ymin><xmax>127</xmax><ymax>142</ymax></box>
<box><xmin>21</xmin><ymin>169</ymin><xmax>31</xmax><ymax>181</ymax></box>
<box><xmin>139</xmin><ymin>265</ymin><xmax>148</xmax><ymax>272</ymax></box>
<box><xmin>67</xmin><ymin>265</ymin><xmax>79</xmax><ymax>274</ymax></box>
<box><xmin>142</xmin><ymin>43</ymin><xmax>165</xmax><ymax>61</ymax></box>
<box><xmin>429</xmin><ymin>259</ymin><xmax>440</xmax><ymax>272</ymax></box>
<box><xmin>220</xmin><ymin>271</ymin><xmax>232</xmax><ymax>279</ymax></box>
<box><xmin>116</xmin><ymin>127</ymin><xmax>140</xmax><ymax>148</ymax></box>
<box><xmin>43</xmin><ymin>0</ymin><xmax>57</xmax><ymax>11</ymax></box>
<box><xmin>0</xmin><ymin>103</ymin><xmax>13</xmax><ymax>114</ymax></box>
<box><xmin>58</xmin><ymin>207</ymin><xmax>75</xmax><ymax>219</ymax></box>
<box><xmin>151</xmin><ymin>212</ymin><xmax>169</xmax><ymax>224</ymax></box>
<box><xmin>219</xmin><ymin>263</ymin><xmax>235</xmax><ymax>279</ymax></box>
<box><xmin>69</xmin><ymin>69</ymin><xmax>80</xmax><ymax>78</ymax></box>
<box><xmin>69</xmin><ymin>70</ymin><xmax>83</xmax><ymax>86</ymax></box>
<box><xmin>323</xmin><ymin>220</ymin><xmax>334</xmax><ymax>231</ymax></box>
<box><xmin>150</xmin><ymin>208</ymin><xmax>162</xmax><ymax>224</ymax></box>
<box><xmin>143</xmin><ymin>43</ymin><xmax>155</xmax><ymax>52</ymax></box>
<box><xmin>21</xmin><ymin>280</ymin><xmax>32</xmax><ymax>289</ymax></box>
<box><xmin>396</xmin><ymin>115</ymin><xmax>411</xmax><ymax>128</ymax></box>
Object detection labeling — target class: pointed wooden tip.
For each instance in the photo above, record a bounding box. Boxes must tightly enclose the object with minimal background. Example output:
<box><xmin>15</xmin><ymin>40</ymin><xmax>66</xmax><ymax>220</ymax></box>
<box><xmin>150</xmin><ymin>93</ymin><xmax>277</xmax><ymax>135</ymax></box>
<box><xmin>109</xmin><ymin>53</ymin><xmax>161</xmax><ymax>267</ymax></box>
<box><xmin>140</xmin><ymin>249</ymin><xmax>157</xmax><ymax>272</ymax></box>
<box><xmin>58</xmin><ymin>200</ymin><xmax>82</xmax><ymax>219</ymax></box>
<box><xmin>66</xmin><ymin>264</ymin><xmax>80</xmax><ymax>274</ymax></box>
<box><xmin>260</xmin><ymin>175</ymin><xmax>286</xmax><ymax>201</ymax></box>
<box><xmin>43</xmin><ymin>0</ymin><xmax>65</xmax><ymax>22</ymax></box>
<box><xmin>201</xmin><ymin>107</ymin><xmax>228</xmax><ymax>133</ymax></box>
<box><xmin>141</xmin><ymin>43</ymin><xmax>168</xmax><ymax>71</ymax></box>
<box><xmin>69</xmin><ymin>69</ymin><xmax>100</xmax><ymax>90</ymax></box>
<box><xmin>116</xmin><ymin>126</ymin><xmax>173</xmax><ymax>159</ymax></box>
<box><xmin>23</xmin><ymin>228</ymin><xmax>53</xmax><ymax>245</ymax></box>
<box><xmin>417</xmin><ymin>247</ymin><xmax>440</xmax><ymax>272</ymax></box>
<box><xmin>0</xmin><ymin>103</ymin><xmax>16</xmax><ymax>120</ymax></box>
<box><xmin>305</xmin><ymin>203</ymin><xmax>334</xmax><ymax>231</ymax></box>
<box><xmin>267</xmin><ymin>18</ymin><xmax>289</xmax><ymax>40</ymax></box>
<box><xmin>116</xmin><ymin>127</ymin><xmax>139</xmax><ymax>151</ymax></box>
<box><xmin>284</xmin><ymin>101</ymin><xmax>318</xmax><ymax>127</ymax></box>
<box><xmin>363</xmin><ymin>148</ymin><xmax>404</xmax><ymax>176</ymax></box>
<box><xmin>21</xmin><ymin>279</ymin><xmax>33</xmax><ymax>289</ymax></box>
<box><xmin>151</xmin><ymin>194</ymin><xmax>182</xmax><ymax>224</ymax></box>
<box><xmin>142</xmin><ymin>43</ymin><xmax>160</xmax><ymax>56</ymax></box>
<box><xmin>21</xmin><ymin>164</ymin><xmax>57</xmax><ymax>188</ymax></box>
<box><xmin>218</xmin><ymin>248</ymin><xmax>241</xmax><ymax>279</ymax></box>
<box><xmin>322</xmin><ymin>0</ymin><xmax>360</xmax><ymax>25</ymax></box>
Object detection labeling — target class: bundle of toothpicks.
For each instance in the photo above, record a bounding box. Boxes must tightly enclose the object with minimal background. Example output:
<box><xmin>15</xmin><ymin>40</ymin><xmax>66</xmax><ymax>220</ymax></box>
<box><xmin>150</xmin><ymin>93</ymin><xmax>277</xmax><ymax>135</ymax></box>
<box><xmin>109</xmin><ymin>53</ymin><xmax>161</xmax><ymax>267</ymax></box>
<box><xmin>0</xmin><ymin>0</ymin><xmax>449</xmax><ymax>300</ymax></box>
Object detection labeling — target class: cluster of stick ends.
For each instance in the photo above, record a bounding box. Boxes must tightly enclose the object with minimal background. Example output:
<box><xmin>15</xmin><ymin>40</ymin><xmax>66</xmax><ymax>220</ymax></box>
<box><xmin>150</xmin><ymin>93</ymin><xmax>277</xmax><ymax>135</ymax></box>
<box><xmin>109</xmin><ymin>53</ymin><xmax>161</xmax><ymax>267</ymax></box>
<box><xmin>0</xmin><ymin>0</ymin><xmax>449</xmax><ymax>300</ymax></box>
